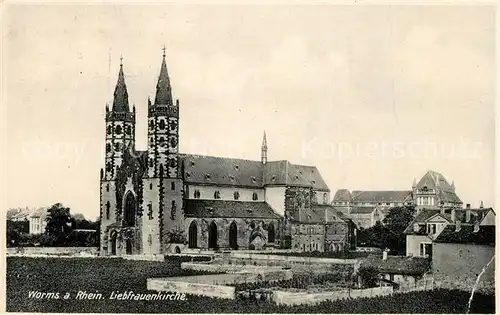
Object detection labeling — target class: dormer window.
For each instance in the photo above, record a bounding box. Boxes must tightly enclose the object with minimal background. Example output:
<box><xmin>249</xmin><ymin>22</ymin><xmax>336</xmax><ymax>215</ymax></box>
<box><xmin>229</xmin><ymin>175</ymin><xmax>235</xmax><ymax>181</ymax></box>
<box><xmin>205</xmin><ymin>174</ymin><xmax>211</xmax><ymax>180</ymax></box>
<box><xmin>190</xmin><ymin>161</ymin><xmax>195</xmax><ymax>167</ymax></box>
<box><xmin>271</xmin><ymin>175</ymin><xmax>276</xmax><ymax>182</ymax></box>
<box><xmin>186</xmin><ymin>172</ymin><xmax>191</xmax><ymax>178</ymax></box>
<box><xmin>311</xmin><ymin>180</ymin><xmax>316</xmax><ymax>185</ymax></box>
<box><xmin>234</xmin><ymin>165</ymin><xmax>239</xmax><ymax>171</ymax></box>
<box><xmin>251</xmin><ymin>176</ymin><xmax>256</xmax><ymax>183</ymax></box>
<box><xmin>295</xmin><ymin>175</ymin><xmax>299</xmax><ymax>180</ymax></box>
<box><xmin>413</xmin><ymin>223</ymin><xmax>419</xmax><ymax>232</ymax></box>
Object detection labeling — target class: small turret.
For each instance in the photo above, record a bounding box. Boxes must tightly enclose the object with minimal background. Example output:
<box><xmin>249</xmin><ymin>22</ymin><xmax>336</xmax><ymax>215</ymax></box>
<box><xmin>261</xmin><ymin>131</ymin><xmax>268</xmax><ymax>164</ymax></box>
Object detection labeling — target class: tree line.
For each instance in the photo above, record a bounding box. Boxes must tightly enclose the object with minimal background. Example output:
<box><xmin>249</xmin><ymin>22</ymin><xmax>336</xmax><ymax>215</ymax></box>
<box><xmin>6</xmin><ymin>203</ymin><xmax>99</xmax><ymax>247</ymax></box>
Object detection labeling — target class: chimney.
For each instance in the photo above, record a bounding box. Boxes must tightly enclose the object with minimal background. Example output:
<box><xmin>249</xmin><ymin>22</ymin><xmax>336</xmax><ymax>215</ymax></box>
<box><xmin>455</xmin><ymin>220</ymin><xmax>461</xmax><ymax>232</ymax></box>
<box><xmin>451</xmin><ymin>209</ymin><xmax>456</xmax><ymax>222</ymax></box>
<box><xmin>473</xmin><ymin>222</ymin><xmax>480</xmax><ymax>233</ymax></box>
<box><xmin>466</xmin><ymin>208</ymin><xmax>471</xmax><ymax>223</ymax></box>
<box><xmin>466</xmin><ymin>203</ymin><xmax>471</xmax><ymax>209</ymax></box>
<box><xmin>480</xmin><ymin>201</ymin><xmax>484</xmax><ymax>209</ymax></box>
<box><xmin>383</xmin><ymin>248</ymin><xmax>388</xmax><ymax>260</ymax></box>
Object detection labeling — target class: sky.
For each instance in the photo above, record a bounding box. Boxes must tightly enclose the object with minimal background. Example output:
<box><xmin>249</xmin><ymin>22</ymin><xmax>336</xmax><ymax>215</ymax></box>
<box><xmin>3</xmin><ymin>4</ymin><xmax>495</xmax><ymax>220</ymax></box>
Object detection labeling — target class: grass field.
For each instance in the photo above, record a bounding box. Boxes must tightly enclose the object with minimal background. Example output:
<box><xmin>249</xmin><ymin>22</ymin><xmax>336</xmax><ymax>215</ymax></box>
<box><xmin>6</xmin><ymin>256</ymin><xmax>495</xmax><ymax>313</ymax></box>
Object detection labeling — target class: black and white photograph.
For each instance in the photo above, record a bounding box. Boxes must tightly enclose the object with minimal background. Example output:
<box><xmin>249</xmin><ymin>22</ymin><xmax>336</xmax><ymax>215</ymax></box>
<box><xmin>2</xmin><ymin>2</ymin><xmax>496</xmax><ymax>313</ymax></box>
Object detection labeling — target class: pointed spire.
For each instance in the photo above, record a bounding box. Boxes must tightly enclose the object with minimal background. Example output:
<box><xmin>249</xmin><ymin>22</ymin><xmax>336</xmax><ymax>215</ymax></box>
<box><xmin>112</xmin><ymin>57</ymin><xmax>130</xmax><ymax>112</ymax></box>
<box><xmin>480</xmin><ymin>200</ymin><xmax>484</xmax><ymax>209</ymax></box>
<box><xmin>262</xmin><ymin>131</ymin><xmax>268</xmax><ymax>149</ymax></box>
<box><xmin>154</xmin><ymin>47</ymin><xmax>173</xmax><ymax>106</ymax></box>
<box><xmin>261</xmin><ymin>131</ymin><xmax>268</xmax><ymax>164</ymax></box>
<box><xmin>412</xmin><ymin>178</ymin><xmax>417</xmax><ymax>188</ymax></box>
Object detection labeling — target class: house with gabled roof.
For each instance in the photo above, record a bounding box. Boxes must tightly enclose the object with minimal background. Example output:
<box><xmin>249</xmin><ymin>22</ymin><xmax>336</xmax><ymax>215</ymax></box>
<box><xmin>404</xmin><ymin>203</ymin><xmax>495</xmax><ymax>258</ymax></box>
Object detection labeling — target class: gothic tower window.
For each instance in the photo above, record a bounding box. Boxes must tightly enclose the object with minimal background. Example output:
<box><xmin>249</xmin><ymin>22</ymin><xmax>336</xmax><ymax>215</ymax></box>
<box><xmin>194</xmin><ymin>190</ymin><xmax>201</xmax><ymax>199</ymax></box>
<box><xmin>106</xmin><ymin>162</ymin><xmax>112</xmax><ymax>172</ymax></box>
<box><xmin>323</xmin><ymin>193</ymin><xmax>328</xmax><ymax>204</ymax></box>
<box><xmin>106</xmin><ymin>143</ymin><xmax>111</xmax><ymax>153</ymax></box>
<box><xmin>159</xmin><ymin>137</ymin><xmax>166</xmax><ymax>147</ymax></box>
<box><xmin>252</xmin><ymin>192</ymin><xmax>258</xmax><ymax>201</ymax></box>
<box><xmin>105</xmin><ymin>201</ymin><xmax>110</xmax><ymax>220</ymax></box>
<box><xmin>115</xmin><ymin>125</ymin><xmax>122</xmax><ymax>135</ymax></box>
<box><xmin>107</xmin><ymin>126</ymin><xmax>112</xmax><ymax>135</ymax></box>
<box><xmin>149</xmin><ymin>158</ymin><xmax>154</xmax><ymax>168</ymax></box>
<box><xmin>149</xmin><ymin>183</ymin><xmax>153</xmax><ymax>190</ymax></box>
<box><xmin>171</xmin><ymin>200</ymin><xmax>176</xmax><ymax>220</ymax></box>
<box><xmin>147</xmin><ymin>202</ymin><xmax>153</xmax><ymax>220</ymax></box>
<box><xmin>106</xmin><ymin>184</ymin><xmax>109</xmax><ymax>192</ymax></box>
<box><xmin>214</xmin><ymin>191</ymin><xmax>221</xmax><ymax>199</ymax></box>
<box><xmin>148</xmin><ymin>234</ymin><xmax>152</xmax><ymax>246</ymax></box>
<box><xmin>234</xmin><ymin>191</ymin><xmax>240</xmax><ymax>200</ymax></box>
<box><xmin>114</xmin><ymin>143</ymin><xmax>121</xmax><ymax>152</ymax></box>
<box><xmin>171</xmin><ymin>182</ymin><xmax>175</xmax><ymax>191</ymax></box>
<box><xmin>170</xmin><ymin>120</ymin><xmax>178</xmax><ymax>131</ymax></box>
<box><xmin>159</xmin><ymin>119</ymin><xmax>166</xmax><ymax>130</ymax></box>
<box><xmin>170</xmin><ymin>137</ymin><xmax>177</xmax><ymax>148</ymax></box>
<box><xmin>126</xmin><ymin>125</ymin><xmax>132</xmax><ymax>135</ymax></box>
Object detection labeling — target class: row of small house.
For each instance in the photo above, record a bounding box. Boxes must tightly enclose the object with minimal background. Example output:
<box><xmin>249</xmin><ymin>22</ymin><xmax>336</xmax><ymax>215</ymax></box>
<box><xmin>357</xmin><ymin>205</ymin><xmax>495</xmax><ymax>291</ymax></box>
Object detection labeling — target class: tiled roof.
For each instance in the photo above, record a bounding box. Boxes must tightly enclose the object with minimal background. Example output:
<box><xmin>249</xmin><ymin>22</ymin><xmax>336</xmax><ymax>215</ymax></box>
<box><xmin>351</xmin><ymin>190</ymin><xmax>412</xmax><ymax>203</ymax></box>
<box><xmin>416</xmin><ymin>170</ymin><xmax>453</xmax><ymax>191</ymax></box>
<box><xmin>439</xmin><ymin>190</ymin><xmax>462</xmax><ymax>204</ymax></box>
<box><xmin>333</xmin><ymin>189</ymin><xmax>352</xmax><ymax>201</ymax></box>
<box><xmin>183</xmin><ymin>200</ymin><xmax>281</xmax><ymax>219</ymax></box>
<box><xmin>361</xmin><ymin>255</ymin><xmax>431</xmax><ymax>276</ymax></box>
<box><xmin>180</xmin><ymin>154</ymin><xmax>263</xmax><ymax>188</ymax></box>
<box><xmin>179</xmin><ymin>154</ymin><xmax>329</xmax><ymax>191</ymax></box>
<box><xmin>454</xmin><ymin>208</ymin><xmax>493</xmax><ymax>224</ymax></box>
<box><xmin>30</xmin><ymin>207</ymin><xmax>48</xmax><ymax>218</ymax></box>
<box><xmin>350</xmin><ymin>207</ymin><xmax>376</xmax><ymax>215</ymax></box>
<box><xmin>403</xmin><ymin>210</ymin><xmax>440</xmax><ymax>234</ymax></box>
<box><xmin>434</xmin><ymin>225</ymin><xmax>495</xmax><ymax>246</ymax></box>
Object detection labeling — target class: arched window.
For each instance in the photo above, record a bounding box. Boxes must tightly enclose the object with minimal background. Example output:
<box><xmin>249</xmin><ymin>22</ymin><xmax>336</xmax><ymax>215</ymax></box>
<box><xmin>148</xmin><ymin>234</ymin><xmax>152</xmax><ymax>246</ymax></box>
<box><xmin>323</xmin><ymin>193</ymin><xmax>328</xmax><ymax>204</ymax></box>
<box><xmin>115</xmin><ymin>125</ymin><xmax>122</xmax><ymax>135</ymax></box>
<box><xmin>214</xmin><ymin>191</ymin><xmax>221</xmax><ymax>199</ymax></box>
<box><xmin>126</xmin><ymin>125</ymin><xmax>132</xmax><ymax>135</ymax></box>
<box><xmin>123</xmin><ymin>192</ymin><xmax>136</xmax><ymax>227</ymax></box>
<box><xmin>252</xmin><ymin>192</ymin><xmax>258</xmax><ymax>201</ymax></box>
<box><xmin>171</xmin><ymin>200</ymin><xmax>176</xmax><ymax>220</ymax></box>
<box><xmin>194</xmin><ymin>190</ymin><xmax>200</xmax><ymax>199</ymax></box>
<box><xmin>268</xmin><ymin>223</ymin><xmax>275</xmax><ymax>243</ymax></box>
<box><xmin>159</xmin><ymin>119</ymin><xmax>166</xmax><ymax>130</ymax></box>
<box><xmin>106</xmin><ymin>184</ymin><xmax>109</xmax><ymax>192</ymax></box>
<box><xmin>147</xmin><ymin>202</ymin><xmax>153</xmax><ymax>220</ymax></box>
<box><xmin>105</xmin><ymin>201</ymin><xmax>110</xmax><ymax>220</ymax></box>
<box><xmin>106</xmin><ymin>143</ymin><xmax>111</xmax><ymax>153</ymax></box>
<box><xmin>171</xmin><ymin>182</ymin><xmax>175</xmax><ymax>191</ymax></box>
<box><xmin>233</xmin><ymin>191</ymin><xmax>240</xmax><ymax>200</ymax></box>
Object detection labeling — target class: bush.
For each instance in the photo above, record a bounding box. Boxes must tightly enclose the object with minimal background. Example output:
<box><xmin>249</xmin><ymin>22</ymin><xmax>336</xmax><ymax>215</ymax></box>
<box><xmin>357</xmin><ymin>266</ymin><xmax>380</xmax><ymax>288</ymax></box>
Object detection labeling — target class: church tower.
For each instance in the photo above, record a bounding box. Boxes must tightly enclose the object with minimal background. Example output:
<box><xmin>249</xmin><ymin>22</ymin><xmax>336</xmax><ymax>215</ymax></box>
<box><xmin>142</xmin><ymin>49</ymin><xmax>184</xmax><ymax>254</ymax></box>
<box><xmin>100</xmin><ymin>58</ymin><xmax>136</xmax><ymax>255</ymax></box>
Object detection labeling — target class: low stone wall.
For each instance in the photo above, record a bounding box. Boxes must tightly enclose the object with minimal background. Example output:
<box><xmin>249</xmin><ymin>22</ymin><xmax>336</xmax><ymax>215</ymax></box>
<box><xmin>229</xmin><ymin>252</ymin><xmax>357</xmax><ymax>265</ymax></box>
<box><xmin>168</xmin><ymin>269</ymin><xmax>293</xmax><ymax>285</ymax></box>
<box><xmin>6</xmin><ymin>247</ymin><xmax>98</xmax><ymax>256</ymax></box>
<box><xmin>272</xmin><ymin>286</ymin><xmax>393</xmax><ymax>306</ymax></box>
<box><xmin>147</xmin><ymin>278</ymin><xmax>236</xmax><ymax>299</ymax></box>
<box><xmin>123</xmin><ymin>254</ymin><xmax>165</xmax><ymax>261</ymax></box>
<box><xmin>181</xmin><ymin>262</ymin><xmax>284</xmax><ymax>274</ymax></box>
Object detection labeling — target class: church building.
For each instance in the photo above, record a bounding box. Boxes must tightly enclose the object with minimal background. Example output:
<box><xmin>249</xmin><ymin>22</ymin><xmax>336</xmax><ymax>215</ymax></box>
<box><xmin>99</xmin><ymin>51</ymin><xmax>340</xmax><ymax>256</ymax></box>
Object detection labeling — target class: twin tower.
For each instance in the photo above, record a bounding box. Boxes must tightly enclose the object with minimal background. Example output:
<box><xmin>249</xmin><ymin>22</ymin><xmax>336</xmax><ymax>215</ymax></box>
<box><xmin>99</xmin><ymin>51</ymin><xmax>183</xmax><ymax>255</ymax></box>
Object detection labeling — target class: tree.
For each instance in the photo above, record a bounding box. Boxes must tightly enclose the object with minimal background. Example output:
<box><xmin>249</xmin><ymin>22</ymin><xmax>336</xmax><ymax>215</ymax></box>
<box><xmin>381</xmin><ymin>205</ymin><xmax>416</xmax><ymax>254</ymax></box>
<box><xmin>357</xmin><ymin>266</ymin><xmax>380</xmax><ymax>288</ymax></box>
<box><xmin>45</xmin><ymin>203</ymin><xmax>72</xmax><ymax>245</ymax></box>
